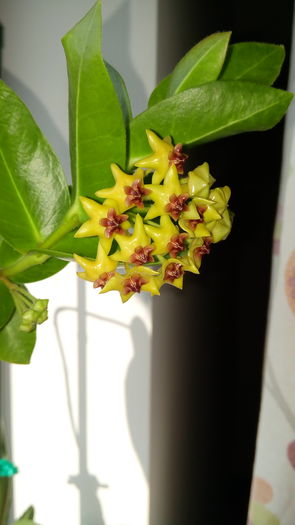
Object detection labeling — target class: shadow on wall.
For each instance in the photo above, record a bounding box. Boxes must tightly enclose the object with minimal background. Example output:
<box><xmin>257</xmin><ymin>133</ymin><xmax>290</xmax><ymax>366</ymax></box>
<box><xmin>103</xmin><ymin>0</ymin><xmax>148</xmax><ymax>115</ymax></box>
<box><xmin>54</xmin><ymin>280</ymin><xmax>150</xmax><ymax>525</ymax></box>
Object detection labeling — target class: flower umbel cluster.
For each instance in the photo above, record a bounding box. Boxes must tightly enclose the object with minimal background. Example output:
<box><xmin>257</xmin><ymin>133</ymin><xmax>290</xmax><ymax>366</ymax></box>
<box><xmin>74</xmin><ymin>130</ymin><xmax>232</xmax><ymax>302</ymax></box>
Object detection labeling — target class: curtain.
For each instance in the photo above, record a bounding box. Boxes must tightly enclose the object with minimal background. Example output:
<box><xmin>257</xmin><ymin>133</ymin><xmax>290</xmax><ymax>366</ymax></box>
<box><xmin>248</xmin><ymin>8</ymin><xmax>295</xmax><ymax>525</ymax></box>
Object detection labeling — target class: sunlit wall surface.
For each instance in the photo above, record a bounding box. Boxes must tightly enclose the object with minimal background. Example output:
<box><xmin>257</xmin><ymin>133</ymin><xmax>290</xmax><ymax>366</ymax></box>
<box><xmin>0</xmin><ymin>1</ymin><xmax>157</xmax><ymax>524</ymax></box>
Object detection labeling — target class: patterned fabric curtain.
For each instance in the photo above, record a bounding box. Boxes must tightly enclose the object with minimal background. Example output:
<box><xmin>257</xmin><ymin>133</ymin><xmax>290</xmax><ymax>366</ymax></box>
<box><xmin>247</xmin><ymin>10</ymin><xmax>295</xmax><ymax>525</ymax></box>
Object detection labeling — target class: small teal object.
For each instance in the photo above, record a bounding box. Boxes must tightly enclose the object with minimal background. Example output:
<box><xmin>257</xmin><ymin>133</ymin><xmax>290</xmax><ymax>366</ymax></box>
<box><xmin>0</xmin><ymin>458</ymin><xmax>18</xmax><ymax>477</ymax></box>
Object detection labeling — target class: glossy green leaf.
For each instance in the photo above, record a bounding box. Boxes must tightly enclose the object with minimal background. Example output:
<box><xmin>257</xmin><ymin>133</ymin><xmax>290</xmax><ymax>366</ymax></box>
<box><xmin>50</xmin><ymin>231</ymin><xmax>98</xmax><ymax>259</ymax></box>
<box><xmin>0</xmin><ymin>236</ymin><xmax>68</xmax><ymax>283</ymax></box>
<box><xmin>220</xmin><ymin>42</ymin><xmax>285</xmax><ymax>85</ymax></box>
<box><xmin>0</xmin><ymin>282</ymin><xmax>14</xmax><ymax>330</ymax></box>
<box><xmin>62</xmin><ymin>1</ymin><xmax>126</xmax><ymax>203</ymax></box>
<box><xmin>0</xmin><ymin>309</ymin><xmax>36</xmax><ymax>364</ymax></box>
<box><xmin>0</xmin><ymin>81</ymin><xmax>71</xmax><ymax>253</ymax></box>
<box><xmin>12</xmin><ymin>258</ymin><xmax>68</xmax><ymax>283</ymax></box>
<box><xmin>105</xmin><ymin>61</ymin><xmax>132</xmax><ymax>126</ymax></box>
<box><xmin>128</xmin><ymin>81</ymin><xmax>293</xmax><ymax>167</ymax></box>
<box><xmin>167</xmin><ymin>32</ymin><xmax>231</xmax><ymax>96</ymax></box>
<box><xmin>0</xmin><ymin>236</ymin><xmax>22</xmax><ymax>269</ymax></box>
<box><xmin>148</xmin><ymin>74</ymin><xmax>171</xmax><ymax>107</ymax></box>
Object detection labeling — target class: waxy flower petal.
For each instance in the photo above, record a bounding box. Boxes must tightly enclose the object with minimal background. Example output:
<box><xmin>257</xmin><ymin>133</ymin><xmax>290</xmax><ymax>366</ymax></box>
<box><xmin>74</xmin><ymin>243</ymin><xmax>117</xmax><ymax>283</ymax></box>
<box><xmin>111</xmin><ymin>214</ymin><xmax>152</xmax><ymax>263</ymax></box>
<box><xmin>75</xmin><ymin>196</ymin><xmax>130</xmax><ymax>252</ymax></box>
<box><xmin>206</xmin><ymin>209</ymin><xmax>232</xmax><ymax>243</ymax></box>
<box><xmin>209</xmin><ymin>186</ymin><xmax>231</xmax><ymax>214</ymax></box>
<box><xmin>161</xmin><ymin>258</ymin><xmax>184</xmax><ymax>289</ymax></box>
<box><xmin>144</xmin><ymin>215</ymin><xmax>179</xmax><ymax>255</ymax></box>
<box><xmin>135</xmin><ymin>130</ymin><xmax>174</xmax><ymax>184</ymax></box>
<box><xmin>187</xmin><ymin>162</ymin><xmax>215</xmax><ymax>198</ymax></box>
<box><xmin>144</xmin><ymin>165</ymin><xmax>187</xmax><ymax>220</ymax></box>
<box><xmin>100</xmin><ymin>266</ymin><xmax>160</xmax><ymax>302</ymax></box>
<box><xmin>95</xmin><ymin>165</ymin><xmax>146</xmax><ymax>213</ymax></box>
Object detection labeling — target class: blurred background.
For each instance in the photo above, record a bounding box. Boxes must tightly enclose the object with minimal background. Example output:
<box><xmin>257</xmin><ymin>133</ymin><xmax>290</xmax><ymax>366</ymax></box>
<box><xmin>0</xmin><ymin>1</ymin><xmax>294</xmax><ymax>524</ymax></box>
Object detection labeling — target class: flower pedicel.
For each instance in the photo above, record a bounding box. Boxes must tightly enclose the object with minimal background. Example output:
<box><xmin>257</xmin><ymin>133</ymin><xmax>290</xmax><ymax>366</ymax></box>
<box><xmin>74</xmin><ymin>130</ymin><xmax>233</xmax><ymax>302</ymax></box>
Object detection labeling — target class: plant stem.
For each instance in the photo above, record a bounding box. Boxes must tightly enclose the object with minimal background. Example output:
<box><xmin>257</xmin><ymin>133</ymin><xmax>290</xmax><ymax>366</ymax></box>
<box><xmin>2</xmin><ymin>206</ymin><xmax>81</xmax><ymax>278</ymax></box>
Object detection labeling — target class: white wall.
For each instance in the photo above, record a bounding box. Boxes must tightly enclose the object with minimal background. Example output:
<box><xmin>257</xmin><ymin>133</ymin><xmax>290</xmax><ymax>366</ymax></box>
<box><xmin>0</xmin><ymin>1</ymin><xmax>158</xmax><ymax>524</ymax></box>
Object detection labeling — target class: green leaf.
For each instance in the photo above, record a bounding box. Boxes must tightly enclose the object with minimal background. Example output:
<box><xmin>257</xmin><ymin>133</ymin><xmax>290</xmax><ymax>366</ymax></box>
<box><xmin>0</xmin><ymin>236</ymin><xmax>22</xmax><ymax>269</ymax></box>
<box><xmin>128</xmin><ymin>81</ymin><xmax>293</xmax><ymax>166</ymax></box>
<box><xmin>0</xmin><ymin>282</ymin><xmax>14</xmax><ymax>330</ymax></box>
<box><xmin>0</xmin><ymin>236</ymin><xmax>68</xmax><ymax>283</ymax></box>
<box><xmin>12</xmin><ymin>521</ymin><xmax>40</xmax><ymax>525</ymax></box>
<box><xmin>51</xmin><ymin>231</ymin><xmax>98</xmax><ymax>259</ymax></box>
<box><xmin>0</xmin><ymin>81</ymin><xmax>71</xmax><ymax>253</ymax></box>
<box><xmin>220</xmin><ymin>42</ymin><xmax>285</xmax><ymax>85</ymax></box>
<box><xmin>105</xmin><ymin>61</ymin><xmax>132</xmax><ymax>126</ymax></box>
<box><xmin>62</xmin><ymin>1</ymin><xmax>126</xmax><ymax>203</ymax></box>
<box><xmin>17</xmin><ymin>506</ymin><xmax>34</xmax><ymax>521</ymax></box>
<box><xmin>0</xmin><ymin>309</ymin><xmax>36</xmax><ymax>364</ymax></box>
<box><xmin>167</xmin><ymin>32</ymin><xmax>231</xmax><ymax>96</ymax></box>
<box><xmin>12</xmin><ymin>258</ymin><xmax>68</xmax><ymax>283</ymax></box>
<box><xmin>148</xmin><ymin>74</ymin><xmax>171</xmax><ymax>107</ymax></box>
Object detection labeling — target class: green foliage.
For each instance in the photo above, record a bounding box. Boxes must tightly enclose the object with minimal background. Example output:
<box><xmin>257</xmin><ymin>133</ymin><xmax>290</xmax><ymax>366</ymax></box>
<box><xmin>0</xmin><ymin>281</ymin><xmax>14</xmax><ymax>330</ymax></box>
<box><xmin>11</xmin><ymin>258</ymin><xmax>68</xmax><ymax>284</ymax></box>
<box><xmin>0</xmin><ymin>236</ymin><xmax>22</xmax><ymax>269</ymax></box>
<box><xmin>220</xmin><ymin>42</ymin><xmax>285</xmax><ymax>84</ymax></box>
<box><xmin>128</xmin><ymin>81</ymin><xmax>292</xmax><ymax>166</ymax></box>
<box><xmin>0</xmin><ymin>81</ymin><xmax>70</xmax><ymax>254</ymax></box>
<box><xmin>0</xmin><ymin>309</ymin><xmax>36</xmax><ymax>364</ymax></box>
<box><xmin>105</xmin><ymin>61</ymin><xmax>132</xmax><ymax>126</ymax></box>
<box><xmin>148</xmin><ymin>74</ymin><xmax>171</xmax><ymax>107</ymax></box>
<box><xmin>167</xmin><ymin>32</ymin><xmax>231</xmax><ymax>96</ymax></box>
<box><xmin>62</xmin><ymin>1</ymin><xmax>126</xmax><ymax>203</ymax></box>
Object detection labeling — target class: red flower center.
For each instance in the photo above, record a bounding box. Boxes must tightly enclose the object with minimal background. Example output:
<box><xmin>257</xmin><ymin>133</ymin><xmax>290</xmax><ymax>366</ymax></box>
<box><xmin>164</xmin><ymin>262</ymin><xmax>184</xmax><ymax>283</ymax></box>
<box><xmin>188</xmin><ymin>206</ymin><xmax>207</xmax><ymax>230</ymax></box>
<box><xmin>165</xmin><ymin>193</ymin><xmax>189</xmax><ymax>220</ymax></box>
<box><xmin>123</xmin><ymin>274</ymin><xmax>148</xmax><ymax>294</ymax></box>
<box><xmin>194</xmin><ymin>237</ymin><xmax>212</xmax><ymax>258</ymax></box>
<box><xmin>124</xmin><ymin>179</ymin><xmax>151</xmax><ymax>208</ymax></box>
<box><xmin>100</xmin><ymin>208</ymin><xmax>129</xmax><ymax>238</ymax></box>
<box><xmin>167</xmin><ymin>233</ymin><xmax>188</xmax><ymax>257</ymax></box>
<box><xmin>168</xmin><ymin>144</ymin><xmax>188</xmax><ymax>174</ymax></box>
<box><xmin>93</xmin><ymin>271</ymin><xmax>115</xmax><ymax>289</ymax></box>
<box><xmin>130</xmin><ymin>245</ymin><xmax>154</xmax><ymax>265</ymax></box>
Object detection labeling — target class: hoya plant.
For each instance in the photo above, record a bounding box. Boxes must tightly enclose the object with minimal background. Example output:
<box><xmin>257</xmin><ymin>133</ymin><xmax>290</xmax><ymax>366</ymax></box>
<box><xmin>0</xmin><ymin>1</ymin><xmax>293</xmax><ymax>365</ymax></box>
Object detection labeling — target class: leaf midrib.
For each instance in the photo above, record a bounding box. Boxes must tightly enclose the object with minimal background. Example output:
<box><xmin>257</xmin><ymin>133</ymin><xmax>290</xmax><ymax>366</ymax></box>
<box><xmin>178</xmin><ymin>97</ymin><xmax>284</xmax><ymax>145</ymax></box>
<box><xmin>0</xmin><ymin>148</ymin><xmax>42</xmax><ymax>243</ymax></box>
<box><xmin>74</xmin><ymin>6</ymin><xmax>97</xmax><ymax>200</ymax></box>
<box><xmin>227</xmin><ymin>48</ymin><xmax>280</xmax><ymax>80</ymax></box>
<box><xmin>175</xmin><ymin>35</ymin><xmax>228</xmax><ymax>93</ymax></box>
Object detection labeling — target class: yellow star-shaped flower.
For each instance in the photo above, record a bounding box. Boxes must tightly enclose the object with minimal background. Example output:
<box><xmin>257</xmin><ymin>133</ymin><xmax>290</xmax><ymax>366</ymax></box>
<box><xmin>158</xmin><ymin>258</ymin><xmax>185</xmax><ymax>290</ymax></box>
<box><xmin>75</xmin><ymin>196</ymin><xmax>130</xmax><ymax>253</ymax></box>
<box><xmin>135</xmin><ymin>130</ymin><xmax>173</xmax><ymax>184</ymax></box>
<box><xmin>209</xmin><ymin>186</ymin><xmax>231</xmax><ymax>214</ymax></box>
<box><xmin>95</xmin><ymin>164</ymin><xmax>146</xmax><ymax>213</ymax></box>
<box><xmin>192</xmin><ymin>196</ymin><xmax>221</xmax><ymax>222</ymax></box>
<box><xmin>178</xmin><ymin>218</ymin><xmax>212</xmax><ymax>238</ymax></box>
<box><xmin>206</xmin><ymin>209</ymin><xmax>232</xmax><ymax>243</ymax></box>
<box><xmin>100</xmin><ymin>266</ymin><xmax>160</xmax><ymax>303</ymax></box>
<box><xmin>187</xmin><ymin>162</ymin><xmax>215</xmax><ymax>198</ymax></box>
<box><xmin>111</xmin><ymin>214</ymin><xmax>152</xmax><ymax>263</ymax></box>
<box><xmin>73</xmin><ymin>243</ymin><xmax>117</xmax><ymax>283</ymax></box>
<box><xmin>144</xmin><ymin>165</ymin><xmax>188</xmax><ymax>221</ymax></box>
<box><xmin>144</xmin><ymin>215</ymin><xmax>179</xmax><ymax>255</ymax></box>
